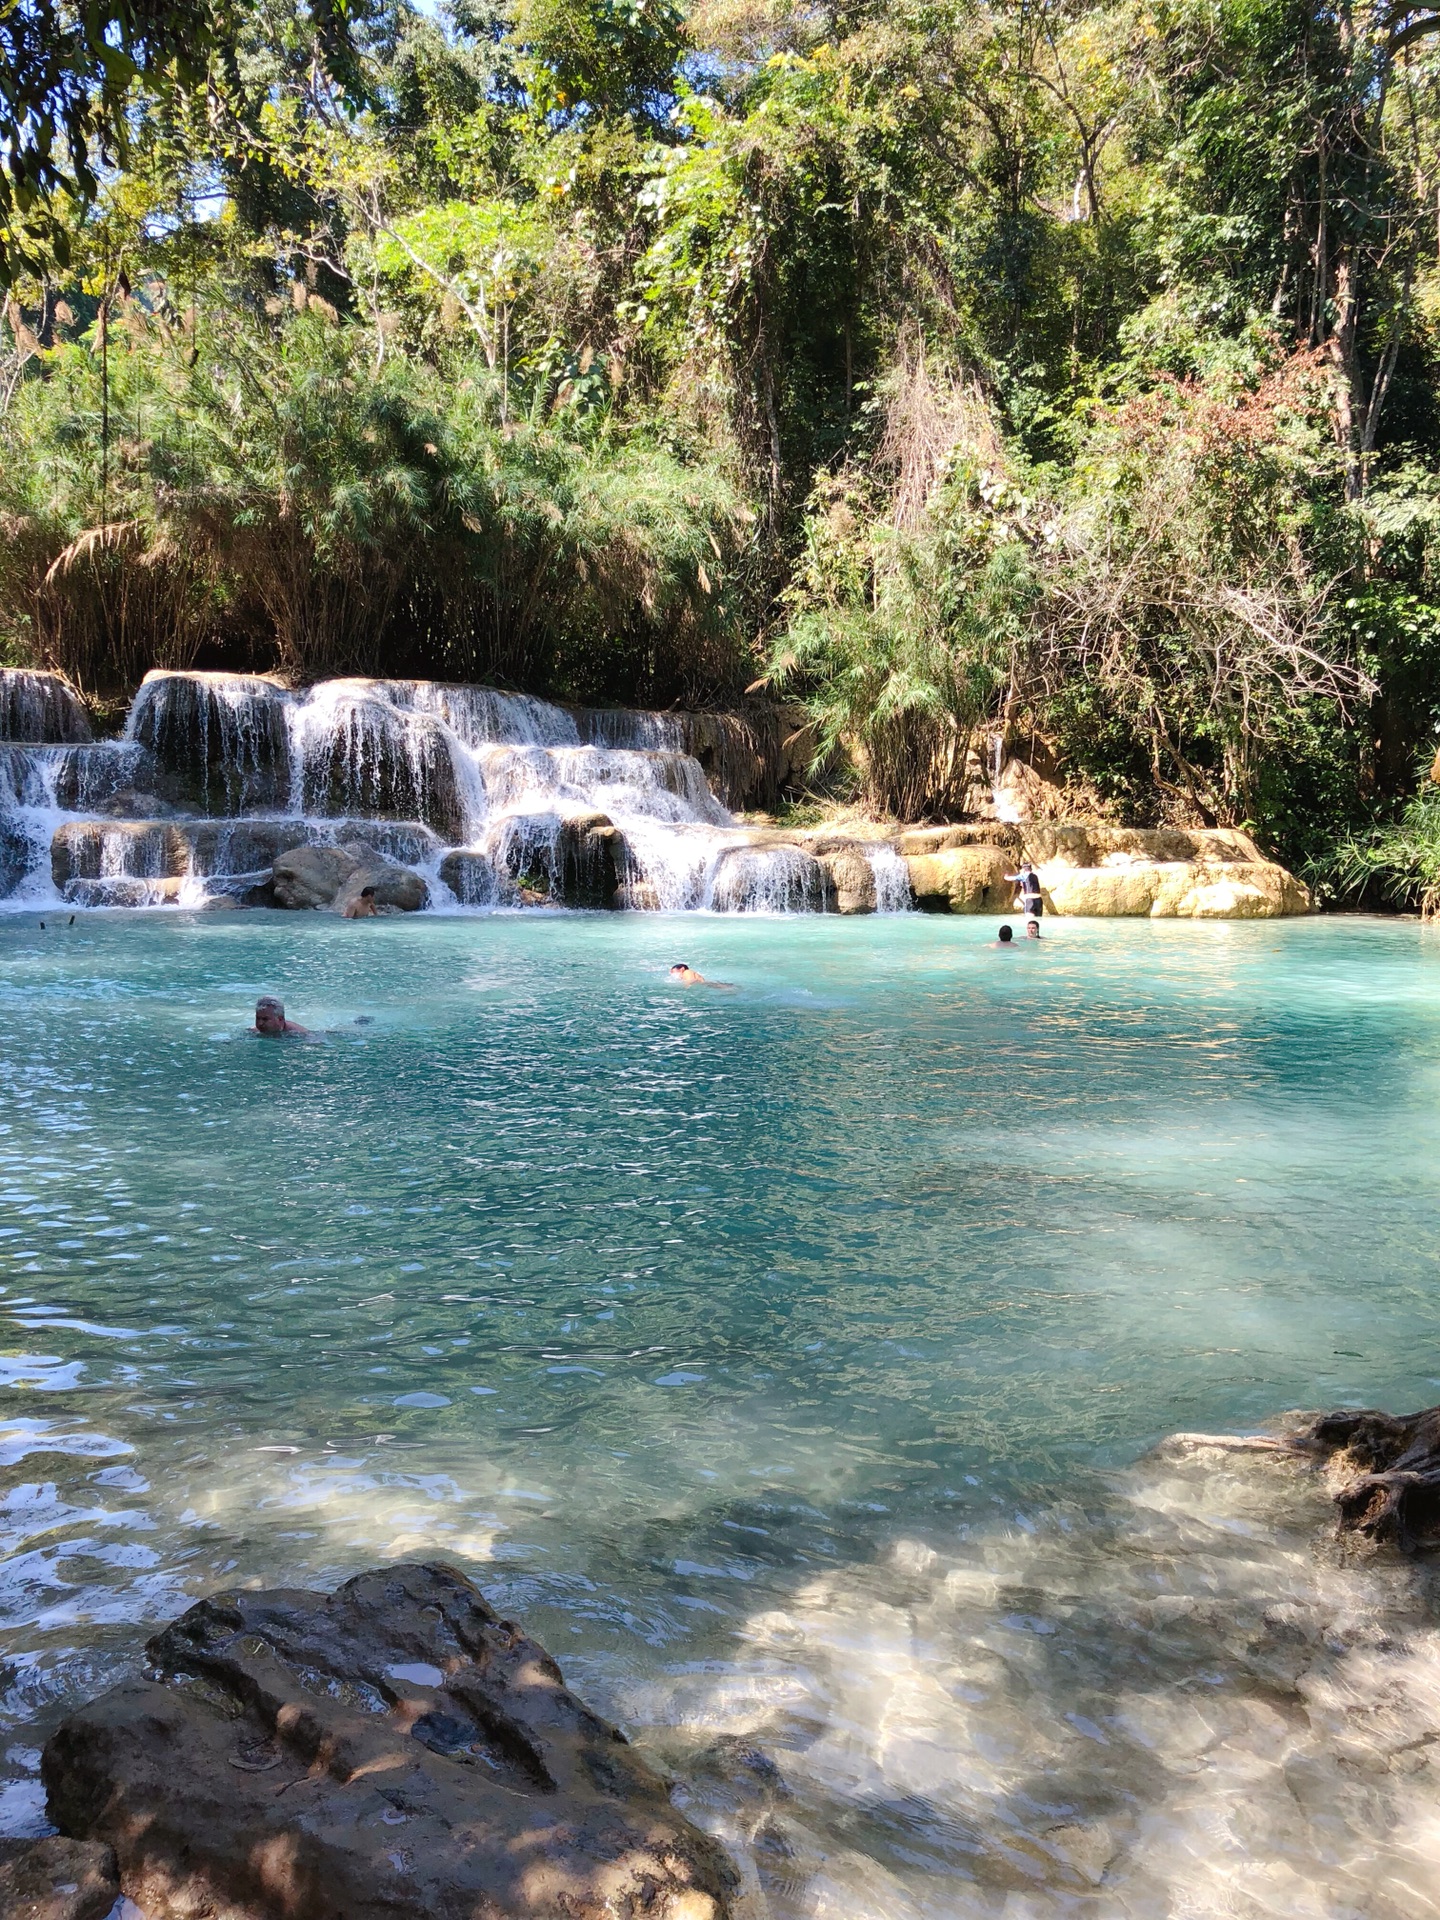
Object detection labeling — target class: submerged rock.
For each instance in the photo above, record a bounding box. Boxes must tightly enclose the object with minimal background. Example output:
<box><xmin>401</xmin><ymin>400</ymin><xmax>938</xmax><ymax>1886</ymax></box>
<box><xmin>0</xmin><ymin>1836</ymin><xmax>118</xmax><ymax>1920</ymax></box>
<box><xmin>41</xmin><ymin>1561</ymin><xmax>738</xmax><ymax>1920</ymax></box>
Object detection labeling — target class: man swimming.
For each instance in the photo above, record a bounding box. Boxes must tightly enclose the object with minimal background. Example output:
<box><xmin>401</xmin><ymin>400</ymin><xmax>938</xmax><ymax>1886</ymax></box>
<box><xmin>1025</xmin><ymin>918</ymin><xmax>1041</xmax><ymax>939</ymax></box>
<box><xmin>996</xmin><ymin>924</ymin><xmax>1015</xmax><ymax>945</ymax></box>
<box><xmin>669</xmin><ymin>963</ymin><xmax>733</xmax><ymax>988</ymax></box>
<box><xmin>252</xmin><ymin>996</ymin><xmax>309</xmax><ymax>1037</ymax></box>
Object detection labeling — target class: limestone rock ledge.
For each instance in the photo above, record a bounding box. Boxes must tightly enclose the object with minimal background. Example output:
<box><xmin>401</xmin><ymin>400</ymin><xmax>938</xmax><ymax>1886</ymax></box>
<box><xmin>41</xmin><ymin>1561</ymin><xmax>737</xmax><ymax>1920</ymax></box>
<box><xmin>897</xmin><ymin>824</ymin><xmax>1311</xmax><ymax>918</ymax></box>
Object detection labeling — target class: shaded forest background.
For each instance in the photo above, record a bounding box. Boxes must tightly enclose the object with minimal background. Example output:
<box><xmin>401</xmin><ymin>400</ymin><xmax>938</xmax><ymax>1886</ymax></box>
<box><xmin>8</xmin><ymin>0</ymin><xmax>1440</xmax><ymax>887</ymax></box>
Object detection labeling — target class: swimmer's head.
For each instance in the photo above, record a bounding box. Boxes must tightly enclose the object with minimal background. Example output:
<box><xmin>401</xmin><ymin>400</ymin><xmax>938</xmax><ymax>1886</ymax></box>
<box><xmin>360</xmin><ymin>885</ymin><xmax>376</xmax><ymax>898</ymax></box>
<box><xmin>997</xmin><ymin>925</ymin><xmax>1014</xmax><ymax>944</ymax></box>
<box><xmin>255</xmin><ymin>995</ymin><xmax>286</xmax><ymax>1035</ymax></box>
<box><xmin>1026</xmin><ymin>918</ymin><xmax>1040</xmax><ymax>938</ymax></box>
<box><xmin>669</xmin><ymin>963</ymin><xmax>689</xmax><ymax>975</ymax></box>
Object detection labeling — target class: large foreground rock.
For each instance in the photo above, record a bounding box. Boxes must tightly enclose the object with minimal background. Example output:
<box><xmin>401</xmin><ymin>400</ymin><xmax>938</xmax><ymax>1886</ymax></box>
<box><xmin>272</xmin><ymin>842</ymin><xmax>358</xmax><ymax>908</ymax></box>
<box><xmin>333</xmin><ymin>859</ymin><xmax>429</xmax><ymax>914</ymax></box>
<box><xmin>42</xmin><ymin>1561</ymin><xmax>737</xmax><ymax>1920</ymax></box>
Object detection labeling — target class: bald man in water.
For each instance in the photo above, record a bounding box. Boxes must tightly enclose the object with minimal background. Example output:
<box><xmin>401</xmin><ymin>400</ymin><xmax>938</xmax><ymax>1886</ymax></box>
<box><xmin>252</xmin><ymin>996</ymin><xmax>309</xmax><ymax>1037</ymax></box>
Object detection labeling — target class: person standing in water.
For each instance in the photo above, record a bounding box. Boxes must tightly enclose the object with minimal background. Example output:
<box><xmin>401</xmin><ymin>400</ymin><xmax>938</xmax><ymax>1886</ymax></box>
<box><xmin>343</xmin><ymin>885</ymin><xmax>378</xmax><ymax>919</ymax></box>
<box><xmin>1006</xmin><ymin>862</ymin><xmax>1044</xmax><ymax>923</ymax></box>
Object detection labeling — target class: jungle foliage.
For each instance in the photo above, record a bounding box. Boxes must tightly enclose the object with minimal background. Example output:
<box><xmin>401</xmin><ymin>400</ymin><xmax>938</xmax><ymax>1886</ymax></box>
<box><xmin>10</xmin><ymin>0</ymin><xmax>1440</xmax><ymax>876</ymax></box>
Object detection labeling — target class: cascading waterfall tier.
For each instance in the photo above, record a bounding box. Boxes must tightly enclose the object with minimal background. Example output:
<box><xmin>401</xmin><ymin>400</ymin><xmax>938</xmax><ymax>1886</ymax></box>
<box><xmin>0</xmin><ymin>670</ymin><xmax>913</xmax><ymax>915</ymax></box>
<box><xmin>0</xmin><ymin>669</ymin><xmax>92</xmax><ymax>745</ymax></box>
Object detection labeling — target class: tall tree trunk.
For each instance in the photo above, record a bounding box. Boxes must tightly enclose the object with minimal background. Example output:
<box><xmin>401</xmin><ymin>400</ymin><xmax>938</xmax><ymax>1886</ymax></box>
<box><xmin>1325</xmin><ymin>250</ymin><xmax>1365</xmax><ymax>501</ymax></box>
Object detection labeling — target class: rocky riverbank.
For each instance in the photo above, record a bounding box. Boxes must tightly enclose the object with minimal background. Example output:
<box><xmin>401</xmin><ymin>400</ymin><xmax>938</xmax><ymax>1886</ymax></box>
<box><xmin>8</xmin><ymin>1410</ymin><xmax>1439</xmax><ymax>1920</ymax></box>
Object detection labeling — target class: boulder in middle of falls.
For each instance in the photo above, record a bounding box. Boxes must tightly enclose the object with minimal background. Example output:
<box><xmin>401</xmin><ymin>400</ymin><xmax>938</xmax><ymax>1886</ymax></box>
<box><xmin>272</xmin><ymin>841</ymin><xmax>428</xmax><ymax>911</ymax></box>
<box><xmin>441</xmin><ymin>811</ymin><xmax>623</xmax><ymax>909</ymax></box>
<box><xmin>40</xmin><ymin>1561</ymin><xmax>738</xmax><ymax>1920</ymax></box>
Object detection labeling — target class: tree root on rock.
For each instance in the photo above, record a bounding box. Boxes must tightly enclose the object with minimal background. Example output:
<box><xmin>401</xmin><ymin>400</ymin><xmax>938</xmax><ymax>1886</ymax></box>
<box><xmin>1293</xmin><ymin>1406</ymin><xmax>1440</xmax><ymax>1553</ymax></box>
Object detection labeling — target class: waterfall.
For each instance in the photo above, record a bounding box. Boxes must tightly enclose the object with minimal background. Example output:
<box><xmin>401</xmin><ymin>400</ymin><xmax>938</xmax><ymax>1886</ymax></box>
<box><xmin>403</xmin><ymin>683</ymin><xmax>580</xmax><ymax>750</ymax></box>
<box><xmin>865</xmin><ymin>844</ymin><xmax>914</xmax><ymax>913</ymax></box>
<box><xmin>127</xmin><ymin>671</ymin><xmax>291</xmax><ymax>815</ymax></box>
<box><xmin>1</xmin><ymin>670</ymin><xmax>914</xmax><ymax>915</ymax></box>
<box><xmin>286</xmin><ymin>681</ymin><xmax>476</xmax><ymax>841</ymax></box>
<box><xmin>0</xmin><ymin>670</ymin><xmax>92</xmax><ymax>745</ymax></box>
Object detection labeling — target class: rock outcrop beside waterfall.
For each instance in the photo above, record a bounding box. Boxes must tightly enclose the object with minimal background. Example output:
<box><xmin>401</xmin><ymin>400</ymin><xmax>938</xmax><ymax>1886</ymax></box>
<box><xmin>896</xmin><ymin>823</ymin><xmax>1313</xmax><ymax>918</ymax></box>
<box><xmin>0</xmin><ymin>668</ymin><xmax>1313</xmax><ymax>917</ymax></box>
<box><xmin>40</xmin><ymin>1561</ymin><xmax>737</xmax><ymax>1920</ymax></box>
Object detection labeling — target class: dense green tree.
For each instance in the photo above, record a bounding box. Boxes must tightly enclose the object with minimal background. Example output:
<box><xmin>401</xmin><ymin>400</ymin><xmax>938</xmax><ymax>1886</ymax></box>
<box><xmin>9</xmin><ymin>0</ymin><xmax>1440</xmax><ymax>873</ymax></box>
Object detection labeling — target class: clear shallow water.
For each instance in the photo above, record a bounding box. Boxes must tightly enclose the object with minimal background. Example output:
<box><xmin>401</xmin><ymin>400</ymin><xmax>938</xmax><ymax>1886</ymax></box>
<box><xmin>3</xmin><ymin>911</ymin><xmax>1440</xmax><ymax>1916</ymax></box>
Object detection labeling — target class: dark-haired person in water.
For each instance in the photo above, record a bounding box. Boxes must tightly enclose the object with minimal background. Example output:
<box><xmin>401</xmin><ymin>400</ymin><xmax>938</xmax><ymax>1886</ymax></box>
<box><xmin>252</xmin><ymin>996</ymin><xmax>309</xmax><ymax>1037</ymax></box>
<box><xmin>996</xmin><ymin>924</ymin><xmax>1015</xmax><ymax>945</ymax></box>
<box><xmin>342</xmin><ymin>885</ymin><xmax>378</xmax><ymax>920</ymax></box>
<box><xmin>669</xmin><ymin>963</ymin><xmax>734</xmax><ymax>988</ymax></box>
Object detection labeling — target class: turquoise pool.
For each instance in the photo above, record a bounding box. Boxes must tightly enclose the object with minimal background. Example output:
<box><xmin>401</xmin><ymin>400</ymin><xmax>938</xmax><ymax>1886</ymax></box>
<box><xmin>3</xmin><ymin>910</ymin><xmax>1439</xmax><ymax>1917</ymax></box>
